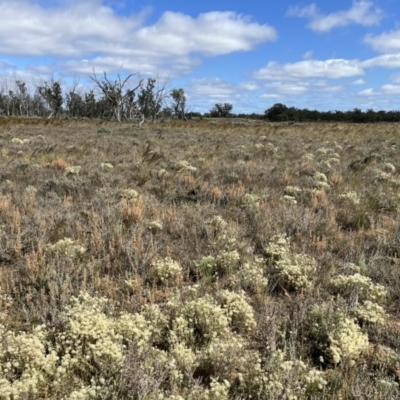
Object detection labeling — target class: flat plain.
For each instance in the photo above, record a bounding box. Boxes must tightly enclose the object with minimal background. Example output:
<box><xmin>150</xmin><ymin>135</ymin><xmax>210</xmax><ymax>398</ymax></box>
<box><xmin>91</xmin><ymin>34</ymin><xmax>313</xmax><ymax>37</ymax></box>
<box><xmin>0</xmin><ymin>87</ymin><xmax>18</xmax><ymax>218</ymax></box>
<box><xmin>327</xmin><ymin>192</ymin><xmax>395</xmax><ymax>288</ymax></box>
<box><xmin>1</xmin><ymin>118</ymin><xmax>400</xmax><ymax>399</ymax></box>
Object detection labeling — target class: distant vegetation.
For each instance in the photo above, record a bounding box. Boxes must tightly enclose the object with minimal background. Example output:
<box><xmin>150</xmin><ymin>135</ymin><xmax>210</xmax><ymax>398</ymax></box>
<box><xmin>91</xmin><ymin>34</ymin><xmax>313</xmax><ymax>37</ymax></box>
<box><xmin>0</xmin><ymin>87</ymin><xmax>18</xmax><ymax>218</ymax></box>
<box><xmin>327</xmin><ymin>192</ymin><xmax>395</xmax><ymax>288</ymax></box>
<box><xmin>1</xmin><ymin>74</ymin><xmax>400</xmax><ymax>123</ymax></box>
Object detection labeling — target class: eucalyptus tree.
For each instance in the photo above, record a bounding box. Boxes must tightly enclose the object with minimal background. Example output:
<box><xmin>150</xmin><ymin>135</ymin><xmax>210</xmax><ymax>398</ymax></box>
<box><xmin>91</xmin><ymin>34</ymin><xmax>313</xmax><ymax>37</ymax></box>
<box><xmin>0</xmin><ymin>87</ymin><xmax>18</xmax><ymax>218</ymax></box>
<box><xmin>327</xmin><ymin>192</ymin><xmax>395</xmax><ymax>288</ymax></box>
<box><xmin>37</xmin><ymin>79</ymin><xmax>64</xmax><ymax>118</ymax></box>
<box><xmin>171</xmin><ymin>88</ymin><xmax>187</xmax><ymax>121</ymax></box>
<box><xmin>137</xmin><ymin>77</ymin><xmax>170</xmax><ymax>126</ymax></box>
<box><xmin>210</xmin><ymin>103</ymin><xmax>233</xmax><ymax>118</ymax></box>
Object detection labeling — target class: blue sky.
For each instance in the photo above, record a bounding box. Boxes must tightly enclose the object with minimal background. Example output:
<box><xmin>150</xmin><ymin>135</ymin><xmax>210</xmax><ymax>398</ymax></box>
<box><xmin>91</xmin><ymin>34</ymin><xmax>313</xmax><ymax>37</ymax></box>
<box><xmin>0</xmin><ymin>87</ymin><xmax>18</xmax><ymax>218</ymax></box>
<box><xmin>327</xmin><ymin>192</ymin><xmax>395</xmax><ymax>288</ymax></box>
<box><xmin>1</xmin><ymin>0</ymin><xmax>400</xmax><ymax>113</ymax></box>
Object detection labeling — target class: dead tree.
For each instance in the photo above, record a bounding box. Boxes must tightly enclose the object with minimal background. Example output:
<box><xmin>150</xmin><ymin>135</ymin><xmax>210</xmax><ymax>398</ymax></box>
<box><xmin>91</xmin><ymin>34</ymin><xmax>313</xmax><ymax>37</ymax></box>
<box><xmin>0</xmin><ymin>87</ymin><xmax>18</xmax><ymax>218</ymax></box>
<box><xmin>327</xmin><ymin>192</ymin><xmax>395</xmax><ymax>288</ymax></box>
<box><xmin>89</xmin><ymin>69</ymin><xmax>143</xmax><ymax>122</ymax></box>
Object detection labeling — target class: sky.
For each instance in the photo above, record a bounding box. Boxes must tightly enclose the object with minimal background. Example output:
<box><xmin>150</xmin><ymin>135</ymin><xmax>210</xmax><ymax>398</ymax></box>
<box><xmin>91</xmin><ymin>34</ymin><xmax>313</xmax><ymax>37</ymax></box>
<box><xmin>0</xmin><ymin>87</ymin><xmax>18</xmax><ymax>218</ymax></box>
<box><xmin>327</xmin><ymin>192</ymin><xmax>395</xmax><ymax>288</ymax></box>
<box><xmin>1</xmin><ymin>0</ymin><xmax>400</xmax><ymax>113</ymax></box>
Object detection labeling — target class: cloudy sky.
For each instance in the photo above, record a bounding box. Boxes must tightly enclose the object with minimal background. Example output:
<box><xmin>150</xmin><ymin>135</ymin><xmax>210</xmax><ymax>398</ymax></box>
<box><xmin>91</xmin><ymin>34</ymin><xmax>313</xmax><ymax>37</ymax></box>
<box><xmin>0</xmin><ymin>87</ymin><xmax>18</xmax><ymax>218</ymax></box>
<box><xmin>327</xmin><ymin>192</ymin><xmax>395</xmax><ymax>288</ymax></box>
<box><xmin>0</xmin><ymin>0</ymin><xmax>400</xmax><ymax>113</ymax></box>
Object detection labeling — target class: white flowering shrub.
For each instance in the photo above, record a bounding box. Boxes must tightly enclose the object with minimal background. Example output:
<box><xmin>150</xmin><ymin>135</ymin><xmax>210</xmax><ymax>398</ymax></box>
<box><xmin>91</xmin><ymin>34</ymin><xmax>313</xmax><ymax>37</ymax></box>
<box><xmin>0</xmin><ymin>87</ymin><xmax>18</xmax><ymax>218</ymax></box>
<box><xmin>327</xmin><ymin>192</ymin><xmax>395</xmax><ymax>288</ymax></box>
<box><xmin>383</xmin><ymin>162</ymin><xmax>396</xmax><ymax>173</ymax></box>
<box><xmin>265</xmin><ymin>235</ymin><xmax>316</xmax><ymax>291</ymax></box>
<box><xmin>227</xmin><ymin>257</ymin><xmax>268</xmax><ymax>293</ymax></box>
<box><xmin>205</xmin><ymin>216</ymin><xmax>237</xmax><ymax>252</ymax></box>
<box><xmin>217</xmin><ymin>290</ymin><xmax>256</xmax><ymax>333</ymax></box>
<box><xmin>284</xmin><ymin>186</ymin><xmax>302</xmax><ymax>197</ymax></box>
<box><xmin>0</xmin><ymin>325</ymin><xmax>58</xmax><ymax>399</ymax></box>
<box><xmin>328</xmin><ymin>157</ymin><xmax>341</xmax><ymax>164</ymax></box>
<box><xmin>64</xmin><ymin>166</ymin><xmax>81</xmax><ymax>176</ymax></box>
<box><xmin>355</xmin><ymin>300</ymin><xmax>387</xmax><ymax>325</ymax></box>
<box><xmin>338</xmin><ymin>191</ymin><xmax>361</xmax><ymax>205</ymax></box>
<box><xmin>262</xmin><ymin>350</ymin><xmax>328</xmax><ymax>398</ymax></box>
<box><xmin>100</xmin><ymin>162</ymin><xmax>113</xmax><ymax>171</ymax></box>
<box><xmin>170</xmin><ymin>295</ymin><xmax>230</xmax><ymax>347</ymax></box>
<box><xmin>282</xmin><ymin>194</ymin><xmax>297</xmax><ymax>205</ymax></box>
<box><xmin>150</xmin><ymin>257</ymin><xmax>182</xmax><ymax>285</ymax></box>
<box><xmin>197</xmin><ymin>333</ymin><xmax>265</xmax><ymax>390</ymax></box>
<box><xmin>301</xmin><ymin>153</ymin><xmax>314</xmax><ymax>161</ymax></box>
<box><xmin>327</xmin><ymin>316</ymin><xmax>369</xmax><ymax>365</ymax></box>
<box><xmin>148</xmin><ymin>219</ymin><xmax>163</xmax><ymax>233</ymax></box>
<box><xmin>194</xmin><ymin>255</ymin><xmax>218</xmax><ymax>280</ymax></box>
<box><xmin>118</xmin><ymin>188</ymin><xmax>139</xmax><ymax>201</ymax></box>
<box><xmin>11</xmin><ymin>138</ymin><xmax>24</xmax><ymax>144</ymax></box>
<box><xmin>331</xmin><ymin>273</ymin><xmax>387</xmax><ymax>303</ymax></box>
<box><xmin>46</xmin><ymin>238</ymin><xmax>86</xmax><ymax>260</ymax></box>
<box><xmin>56</xmin><ymin>292</ymin><xmax>124</xmax><ymax>372</ymax></box>
<box><xmin>308</xmin><ymin>307</ymin><xmax>369</xmax><ymax>365</ymax></box>
<box><xmin>173</xmin><ymin>160</ymin><xmax>197</xmax><ymax>172</ymax></box>
<box><xmin>241</xmin><ymin>193</ymin><xmax>260</xmax><ymax>209</ymax></box>
<box><xmin>25</xmin><ymin>185</ymin><xmax>37</xmax><ymax>196</ymax></box>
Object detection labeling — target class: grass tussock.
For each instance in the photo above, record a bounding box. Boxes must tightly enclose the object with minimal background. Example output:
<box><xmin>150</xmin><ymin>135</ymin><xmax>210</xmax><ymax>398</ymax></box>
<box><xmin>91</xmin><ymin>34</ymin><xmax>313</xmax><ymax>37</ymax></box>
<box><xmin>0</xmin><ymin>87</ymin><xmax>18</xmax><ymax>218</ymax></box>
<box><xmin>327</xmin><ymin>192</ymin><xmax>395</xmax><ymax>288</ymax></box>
<box><xmin>1</xmin><ymin>119</ymin><xmax>400</xmax><ymax>398</ymax></box>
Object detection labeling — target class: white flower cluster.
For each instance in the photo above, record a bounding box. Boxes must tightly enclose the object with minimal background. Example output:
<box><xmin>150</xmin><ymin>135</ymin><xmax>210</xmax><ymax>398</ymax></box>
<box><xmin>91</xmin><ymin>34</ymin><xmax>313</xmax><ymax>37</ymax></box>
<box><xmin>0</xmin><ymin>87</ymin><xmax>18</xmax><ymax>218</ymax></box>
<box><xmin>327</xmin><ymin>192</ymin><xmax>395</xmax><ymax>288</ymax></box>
<box><xmin>25</xmin><ymin>185</ymin><xmax>37</xmax><ymax>195</ymax></box>
<box><xmin>372</xmin><ymin>166</ymin><xmax>400</xmax><ymax>186</ymax></box>
<box><xmin>262</xmin><ymin>350</ymin><xmax>327</xmax><ymax>398</ymax></box>
<box><xmin>310</xmin><ymin>307</ymin><xmax>369</xmax><ymax>365</ymax></box>
<box><xmin>313</xmin><ymin>171</ymin><xmax>330</xmax><ymax>190</ymax></box>
<box><xmin>148</xmin><ymin>220</ymin><xmax>163</xmax><ymax>233</ymax></box>
<box><xmin>171</xmin><ymin>295</ymin><xmax>230</xmax><ymax>346</ymax></box>
<box><xmin>241</xmin><ymin>193</ymin><xmax>261</xmax><ymax>209</ymax></box>
<box><xmin>195</xmin><ymin>216</ymin><xmax>268</xmax><ymax>292</ymax></box>
<box><xmin>217</xmin><ymin>290</ymin><xmax>256</xmax><ymax>333</ymax></box>
<box><xmin>65</xmin><ymin>166</ymin><xmax>81</xmax><ymax>176</ymax></box>
<box><xmin>151</xmin><ymin>257</ymin><xmax>182</xmax><ymax>285</ymax></box>
<box><xmin>100</xmin><ymin>162</ymin><xmax>113</xmax><ymax>171</ymax></box>
<box><xmin>382</xmin><ymin>162</ymin><xmax>396</xmax><ymax>173</ymax></box>
<box><xmin>282</xmin><ymin>194</ymin><xmax>297</xmax><ymax>205</ymax></box>
<box><xmin>284</xmin><ymin>186</ymin><xmax>302</xmax><ymax>197</ymax></box>
<box><xmin>301</xmin><ymin>153</ymin><xmax>314</xmax><ymax>161</ymax></box>
<box><xmin>331</xmin><ymin>272</ymin><xmax>387</xmax><ymax>303</ymax></box>
<box><xmin>173</xmin><ymin>160</ymin><xmax>197</xmax><ymax>172</ymax></box>
<box><xmin>46</xmin><ymin>238</ymin><xmax>86</xmax><ymax>259</ymax></box>
<box><xmin>338</xmin><ymin>191</ymin><xmax>361</xmax><ymax>205</ymax></box>
<box><xmin>11</xmin><ymin>138</ymin><xmax>30</xmax><ymax>144</ymax></box>
<box><xmin>227</xmin><ymin>257</ymin><xmax>268</xmax><ymax>293</ymax></box>
<box><xmin>327</xmin><ymin>315</ymin><xmax>369</xmax><ymax>364</ymax></box>
<box><xmin>0</xmin><ymin>324</ymin><xmax>58</xmax><ymax>399</ymax></box>
<box><xmin>282</xmin><ymin>186</ymin><xmax>305</xmax><ymax>205</ymax></box>
<box><xmin>355</xmin><ymin>300</ymin><xmax>387</xmax><ymax>325</ymax></box>
<box><xmin>265</xmin><ymin>235</ymin><xmax>316</xmax><ymax>291</ymax></box>
<box><xmin>118</xmin><ymin>188</ymin><xmax>139</xmax><ymax>201</ymax></box>
<box><xmin>205</xmin><ymin>216</ymin><xmax>237</xmax><ymax>253</ymax></box>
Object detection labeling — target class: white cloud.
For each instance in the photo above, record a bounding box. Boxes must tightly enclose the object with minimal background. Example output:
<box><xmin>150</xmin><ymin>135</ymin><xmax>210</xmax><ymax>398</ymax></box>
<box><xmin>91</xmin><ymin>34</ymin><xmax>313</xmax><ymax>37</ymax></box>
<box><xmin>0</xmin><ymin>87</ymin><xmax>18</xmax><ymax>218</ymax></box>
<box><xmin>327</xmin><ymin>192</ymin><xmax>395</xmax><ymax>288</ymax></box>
<box><xmin>361</xmin><ymin>53</ymin><xmax>400</xmax><ymax>69</ymax></box>
<box><xmin>254</xmin><ymin>59</ymin><xmax>364</xmax><ymax>80</ymax></box>
<box><xmin>352</xmin><ymin>78</ymin><xmax>366</xmax><ymax>84</ymax></box>
<box><xmin>358</xmin><ymin>84</ymin><xmax>400</xmax><ymax>96</ymax></box>
<box><xmin>0</xmin><ymin>1</ymin><xmax>277</xmax><ymax>76</ymax></box>
<box><xmin>364</xmin><ymin>30</ymin><xmax>400</xmax><ymax>53</ymax></box>
<box><xmin>188</xmin><ymin>78</ymin><xmax>238</xmax><ymax>100</ymax></box>
<box><xmin>239</xmin><ymin>82</ymin><xmax>260</xmax><ymax>91</ymax></box>
<box><xmin>359</xmin><ymin>88</ymin><xmax>375</xmax><ymax>95</ymax></box>
<box><xmin>266</xmin><ymin>82</ymin><xmax>309</xmax><ymax>95</ymax></box>
<box><xmin>381</xmin><ymin>84</ymin><xmax>400</xmax><ymax>94</ymax></box>
<box><xmin>260</xmin><ymin>93</ymin><xmax>281</xmax><ymax>99</ymax></box>
<box><xmin>287</xmin><ymin>1</ymin><xmax>383</xmax><ymax>33</ymax></box>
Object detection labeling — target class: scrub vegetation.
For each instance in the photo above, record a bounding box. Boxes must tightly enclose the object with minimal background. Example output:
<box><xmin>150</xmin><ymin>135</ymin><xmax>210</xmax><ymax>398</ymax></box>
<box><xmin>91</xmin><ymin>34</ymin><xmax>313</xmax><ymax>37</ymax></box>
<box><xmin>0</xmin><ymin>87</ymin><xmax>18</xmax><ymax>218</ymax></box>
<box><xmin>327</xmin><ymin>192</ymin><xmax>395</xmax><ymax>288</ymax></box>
<box><xmin>0</xmin><ymin>117</ymin><xmax>400</xmax><ymax>399</ymax></box>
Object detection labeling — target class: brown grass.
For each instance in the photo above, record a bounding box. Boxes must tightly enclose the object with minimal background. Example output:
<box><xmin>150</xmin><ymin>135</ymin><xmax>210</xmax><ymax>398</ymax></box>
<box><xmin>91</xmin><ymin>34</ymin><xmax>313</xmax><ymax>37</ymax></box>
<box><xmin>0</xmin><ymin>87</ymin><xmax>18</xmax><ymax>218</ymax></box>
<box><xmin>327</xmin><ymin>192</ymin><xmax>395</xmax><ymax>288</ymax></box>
<box><xmin>1</xmin><ymin>118</ymin><xmax>400</xmax><ymax>398</ymax></box>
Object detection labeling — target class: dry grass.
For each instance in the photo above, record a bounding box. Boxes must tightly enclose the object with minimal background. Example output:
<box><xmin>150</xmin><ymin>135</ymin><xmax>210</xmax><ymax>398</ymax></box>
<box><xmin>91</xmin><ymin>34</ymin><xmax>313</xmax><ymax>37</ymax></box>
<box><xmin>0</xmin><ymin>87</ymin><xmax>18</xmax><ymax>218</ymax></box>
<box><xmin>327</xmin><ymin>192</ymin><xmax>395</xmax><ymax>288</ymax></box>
<box><xmin>1</xmin><ymin>118</ymin><xmax>400</xmax><ymax>398</ymax></box>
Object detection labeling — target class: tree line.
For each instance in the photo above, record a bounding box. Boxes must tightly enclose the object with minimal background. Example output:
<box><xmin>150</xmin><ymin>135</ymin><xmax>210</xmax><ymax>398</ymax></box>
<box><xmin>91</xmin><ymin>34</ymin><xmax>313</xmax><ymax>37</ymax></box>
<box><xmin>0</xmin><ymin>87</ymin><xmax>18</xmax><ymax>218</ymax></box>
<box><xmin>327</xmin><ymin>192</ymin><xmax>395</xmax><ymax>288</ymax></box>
<box><xmin>199</xmin><ymin>102</ymin><xmax>400</xmax><ymax>123</ymax></box>
<box><xmin>1</xmin><ymin>73</ymin><xmax>399</xmax><ymax>124</ymax></box>
<box><xmin>0</xmin><ymin>71</ymin><xmax>188</xmax><ymax>123</ymax></box>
